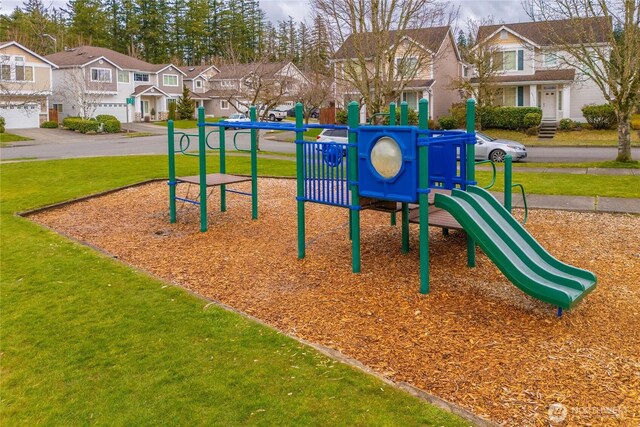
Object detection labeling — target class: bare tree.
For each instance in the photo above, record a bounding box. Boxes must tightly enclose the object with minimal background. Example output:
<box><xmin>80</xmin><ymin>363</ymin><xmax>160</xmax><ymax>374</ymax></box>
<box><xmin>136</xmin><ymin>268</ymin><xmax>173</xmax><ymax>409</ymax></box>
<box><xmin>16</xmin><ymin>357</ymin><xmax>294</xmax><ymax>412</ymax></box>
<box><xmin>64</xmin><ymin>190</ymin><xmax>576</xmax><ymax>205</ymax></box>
<box><xmin>312</xmin><ymin>0</ymin><xmax>454</xmax><ymax>117</ymax></box>
<box><xmin>453</xmin><ymin>17</ymin><xmax>503</xmax><ymax>129</ymax></box>
<box><xmin>295</xmin><ymin>72</ymin><xmax>333</xmax><ymax>124</ymax></box>
<box><xmin>55</xmin><ymin>67</ymin><xmax>111</xmax><ymax>119</ymax></box>
<box><xmin>523</xmin><ymin>0</ymin><xmax>640</xmax><ymax>162</ymax></box>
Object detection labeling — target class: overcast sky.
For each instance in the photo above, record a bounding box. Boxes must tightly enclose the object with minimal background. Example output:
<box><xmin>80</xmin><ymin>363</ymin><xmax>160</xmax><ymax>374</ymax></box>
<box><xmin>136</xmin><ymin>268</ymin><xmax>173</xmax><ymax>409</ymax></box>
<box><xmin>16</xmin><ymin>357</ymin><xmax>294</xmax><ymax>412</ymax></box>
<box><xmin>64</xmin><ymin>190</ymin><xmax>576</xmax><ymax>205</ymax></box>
<box><xmin>0</xmin><ymin>0</ymin><xmax>530</xmax><ymax>30</ymax></box>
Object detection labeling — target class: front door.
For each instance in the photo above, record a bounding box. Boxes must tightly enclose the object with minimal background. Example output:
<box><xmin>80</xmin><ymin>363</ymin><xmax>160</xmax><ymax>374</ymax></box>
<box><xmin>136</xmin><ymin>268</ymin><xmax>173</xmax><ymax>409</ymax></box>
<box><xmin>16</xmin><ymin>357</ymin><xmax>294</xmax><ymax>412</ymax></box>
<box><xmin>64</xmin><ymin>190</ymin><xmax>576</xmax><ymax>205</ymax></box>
<box><xmin>542</xmin><ymin>91</ymin><xmax>556</xmax><ymax>119</ymax></box>
<box><xmin>141</xmin><ymin>100</ymin><xmax>150</xmax><ymax>118</ymax></box>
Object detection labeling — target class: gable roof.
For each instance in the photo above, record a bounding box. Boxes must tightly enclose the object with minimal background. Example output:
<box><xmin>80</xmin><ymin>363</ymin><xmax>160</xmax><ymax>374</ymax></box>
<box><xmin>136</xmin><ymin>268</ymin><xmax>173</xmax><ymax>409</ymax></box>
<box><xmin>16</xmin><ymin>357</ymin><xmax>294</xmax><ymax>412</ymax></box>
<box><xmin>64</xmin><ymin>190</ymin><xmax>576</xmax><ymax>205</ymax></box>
<box><xmin>131</xmin><ymin>84</ymin><xmax>171</xmax><ymax>97</ymax></box>
<box><xmin>0</xmin><ymin>40</ymin><xmax>59</xmax><ymax>68</ymax></box>
<box><xmin>45</xmin><ymin>46</ymin><xmax>181</xmax><ymax>74</ymax></box>
<box><xmin>179</xmin><ymin>65</ymin><xmax>219</xmax><ymax>79</ymax></box>
<box><xmin>476</xmin><ymin>17</ymin><xmax>611</xmax><ymax>47</ymax></box>
<box><xmin>334</xmin><ymin>26</ymin><xmax>450</xmax><ymax>60</ymax></box>
<box><xmin>212</xmin><ymin>61</ymin><xmax>292</xmax><ymax>80</ymax></box>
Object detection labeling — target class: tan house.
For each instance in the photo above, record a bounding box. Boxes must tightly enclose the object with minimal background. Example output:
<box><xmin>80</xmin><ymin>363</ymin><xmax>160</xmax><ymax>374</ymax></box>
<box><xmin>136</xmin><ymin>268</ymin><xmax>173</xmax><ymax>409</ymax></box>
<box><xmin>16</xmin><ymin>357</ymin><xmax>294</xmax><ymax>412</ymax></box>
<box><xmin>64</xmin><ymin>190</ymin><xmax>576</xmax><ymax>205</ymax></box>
<box><xmin>333</xmin><ymin>26</ymin><xmax>464</xmax><ymax>119</ymax></box>
<box><xmin>45</xmin><ymin>46</ymin><xmax>187</xmax><ymax>122</ymax></box>
<box><xmin>472</xmin><ymin>18</ymin><xmax>610</xmax><ymax>122</ymax></box>
<box><xmin>207</xmin><ymin>61</ymin><xmax>308</xmax><ymax>117</ymax></box>
<box><xmin>0</xmin><ymin>41</ymin><xmax>57</xmax><ymax>129</ymax></box>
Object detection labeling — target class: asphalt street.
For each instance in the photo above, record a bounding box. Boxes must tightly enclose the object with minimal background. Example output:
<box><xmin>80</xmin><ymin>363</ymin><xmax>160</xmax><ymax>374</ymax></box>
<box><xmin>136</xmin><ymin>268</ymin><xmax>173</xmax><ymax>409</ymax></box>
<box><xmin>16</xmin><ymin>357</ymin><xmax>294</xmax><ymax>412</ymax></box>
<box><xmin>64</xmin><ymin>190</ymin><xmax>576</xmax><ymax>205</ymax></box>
<box><xmin>1</xmin><ymin>125</ymin><xmax>638</xmax><ymax>162</ymax></box>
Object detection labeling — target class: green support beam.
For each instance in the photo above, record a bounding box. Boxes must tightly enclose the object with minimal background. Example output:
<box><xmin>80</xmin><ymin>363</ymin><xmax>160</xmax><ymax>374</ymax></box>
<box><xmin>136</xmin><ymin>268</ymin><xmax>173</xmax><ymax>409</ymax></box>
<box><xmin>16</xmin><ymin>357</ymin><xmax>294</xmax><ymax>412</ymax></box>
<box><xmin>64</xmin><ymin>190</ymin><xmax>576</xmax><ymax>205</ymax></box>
<box><xmin>250</xmin><ymin>106</ymin><xmax>258</xmax><ymax>219</ymax></box>
<box><xmin>198</xmin><ymin>106</ymin><xmax>207</xmax><ymax>232</ymax></box>
<box><xmin>348</xmin><ymin>101</ymin><xmax>361</xmax><ymax>273</ymax></box>
<box><xmin>400</xmin><ymin>101</ymin><xmax>410</xmax><ymax>253</ymax></box>
<box><xmin>295</xmin><ymin>102</ymin><xmax>305</xmax><ymax>259</ymax></box>
<box><xmin>466</xmin><ymin>98</ymin><xmax>476</xmax><ymax>267</ymax></box>
<box><xmin>418</xmin><ymin>98</ymin><xmax>430</xmax><ymax>293</ymax></box>
<box><xmin>168</xmin><ymin>119</ymin><xmax>176</xmax><ymax>223</ymax></box>
<box><xmin>219</xmin><ymin>120</ymin><xmax>227</xmax><ymax>212</ymax></box>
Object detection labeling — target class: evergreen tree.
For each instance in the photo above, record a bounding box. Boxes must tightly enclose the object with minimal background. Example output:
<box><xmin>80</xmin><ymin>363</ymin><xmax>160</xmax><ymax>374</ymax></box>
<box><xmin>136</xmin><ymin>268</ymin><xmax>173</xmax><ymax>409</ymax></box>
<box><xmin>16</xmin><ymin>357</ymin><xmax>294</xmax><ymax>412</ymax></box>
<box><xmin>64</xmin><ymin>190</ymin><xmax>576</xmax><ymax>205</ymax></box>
<box><xmin>138</xmin><ymin>0</ymin><xmax>170</xmax><ymax>63</ymax></box>
<box><xmin>64</xmin><ymin>0</ymin><xmax>108</xmax><ymax>46</ymax></box>
<box><xmin>177</xmin><ymin>85</ymin><xmax>195</xmax><ymax>119</ymax></box>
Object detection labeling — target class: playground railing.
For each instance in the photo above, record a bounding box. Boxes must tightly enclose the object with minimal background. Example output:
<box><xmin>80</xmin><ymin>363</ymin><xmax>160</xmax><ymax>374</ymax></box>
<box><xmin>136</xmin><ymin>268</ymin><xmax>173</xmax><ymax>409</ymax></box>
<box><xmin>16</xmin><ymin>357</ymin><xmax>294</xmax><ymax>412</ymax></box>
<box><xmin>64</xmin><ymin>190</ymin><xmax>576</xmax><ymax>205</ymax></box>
<box><xmin>300</xmin><ymin>139</ymin><xmax>351</xmax><ymax>208</ymax></box>
<box><xmin>475</xmin><ymin>159</ymin><xmax>497</xmax><ymax>189</ymax></box>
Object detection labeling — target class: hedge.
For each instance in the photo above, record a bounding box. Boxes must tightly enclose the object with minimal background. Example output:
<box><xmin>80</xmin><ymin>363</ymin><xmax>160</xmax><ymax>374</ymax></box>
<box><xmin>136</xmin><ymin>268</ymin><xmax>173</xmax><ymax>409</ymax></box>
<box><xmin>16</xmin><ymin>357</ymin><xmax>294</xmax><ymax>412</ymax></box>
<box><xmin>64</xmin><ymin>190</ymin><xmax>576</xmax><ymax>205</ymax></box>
<box><xmin>480</xmin><ymin>106</ymin><xmax>543</xmax><ymax>130</ymax></box>
<box><xmin>581</xmin><ymin>104</ymin><xmax>616</xmax><ymax>130</ymax></box>
<box><xmin>103</xmin><ymin>119</ymin><xmax>121</xmax><ymax>133</ymax></box>
<box><xmin>62</xmin><ymin>117</ymin><xmax>100</xmax><ymax>133</ymax></box>
<box><xmin>523</xmin><ymin>112</ymin><xmax>541</xmax><ymax>129</ymax></box>
<box><xmin>40</xmin><ymin>121</ymin><xmax>59</xmax><ymax>128</ymax></box>
<box><xmin>438</xmin><ymin>116</ymin><xmax>457</xmax><ymax>130</ymax></box>
<box><xmin>96</xmin><ymin>114</ymin><xmax>118</xmax><ymax>123</ymax></box>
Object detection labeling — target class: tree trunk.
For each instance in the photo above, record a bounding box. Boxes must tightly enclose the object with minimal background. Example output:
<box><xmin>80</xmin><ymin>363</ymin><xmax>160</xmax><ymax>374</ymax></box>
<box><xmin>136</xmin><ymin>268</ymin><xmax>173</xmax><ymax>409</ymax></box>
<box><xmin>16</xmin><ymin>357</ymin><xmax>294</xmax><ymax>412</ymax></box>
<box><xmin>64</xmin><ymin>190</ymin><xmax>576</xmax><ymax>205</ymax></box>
<box><xmin>616</xmin><ymin>114</ymin><xmax>632</xmax><ymax>162</ymax></box>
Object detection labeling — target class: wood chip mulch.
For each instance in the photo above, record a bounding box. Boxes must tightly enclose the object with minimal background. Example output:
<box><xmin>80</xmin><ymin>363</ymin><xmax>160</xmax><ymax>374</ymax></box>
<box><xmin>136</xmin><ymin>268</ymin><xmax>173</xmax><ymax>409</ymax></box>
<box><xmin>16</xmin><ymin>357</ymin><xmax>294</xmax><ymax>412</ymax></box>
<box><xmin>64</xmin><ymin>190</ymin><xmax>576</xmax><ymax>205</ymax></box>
<box><xmin>30</xmin><ymin>179</ymin><xmax>640</xmax><ymax>426</ymax></box>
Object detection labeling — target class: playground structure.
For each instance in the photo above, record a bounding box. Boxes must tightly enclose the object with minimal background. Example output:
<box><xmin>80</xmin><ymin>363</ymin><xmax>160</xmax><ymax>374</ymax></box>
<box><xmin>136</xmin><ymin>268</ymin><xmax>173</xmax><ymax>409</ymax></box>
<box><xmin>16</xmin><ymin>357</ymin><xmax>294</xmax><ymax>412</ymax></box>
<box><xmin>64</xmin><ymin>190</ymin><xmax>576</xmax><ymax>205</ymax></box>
<box><xmin>167</xmin><ymin>100</ymin><xmax>597</xmax><ymax>313</ymax></box>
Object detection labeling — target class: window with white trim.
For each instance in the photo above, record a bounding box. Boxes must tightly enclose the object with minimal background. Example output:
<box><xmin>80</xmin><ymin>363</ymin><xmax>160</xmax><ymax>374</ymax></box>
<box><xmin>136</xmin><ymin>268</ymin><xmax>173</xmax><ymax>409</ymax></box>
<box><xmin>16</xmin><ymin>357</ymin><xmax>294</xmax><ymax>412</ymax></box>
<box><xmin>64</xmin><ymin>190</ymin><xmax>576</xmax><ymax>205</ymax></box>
<box><xmin>493</xmin><ymin>50</ymin><xmax>523</xmax><ymax>71</ymax></box>
<box><xmin>500</xmin><ymin>29</ymin><xmax>508</xmax><ymax>40</ymax></box>
<box><xmin>195</xmin><ymin>79</ymin><xmax>203</xmax><ymax>89</ymax></box>
<box><xmin>118</xmin><ymin>70</ymin><xmax>130</xmax><ymax>83</ymax></box>
<box><xmin>220</xmin><ymin>100</ymin><xmax>229</xmax><ymax>109</ymax></box>
<box><xmin>53</xmin><ymin>103</ymin><xmax>64</xmax><ymax>112</ymax></box>
<box><xmin>163</xmin><ymin>74</ymin><xmax>178</xmax><ymax>86</ymax></box>
<box><xmin>396</xmin><ymin>57</ymin><xmax>418</xmax><ymax>78</ymax></box>
<box><xmin>91</xmin><ymin>68</ymin><xmax>112</xmax><ymax>82</ymax></box>
<box><xmin>0</xmin><ymin>64</ymin><xmax>10</xmax><ymax>80</ymax></box>
<box><xmin>134</xmin><ymin>73</ymin><xmax>149</xmax><ymax>82</ymax></box>
<box><xmin>544</xmin><ymin>52</ymin><xmax>558</xmax><ymax>67</ymax></box>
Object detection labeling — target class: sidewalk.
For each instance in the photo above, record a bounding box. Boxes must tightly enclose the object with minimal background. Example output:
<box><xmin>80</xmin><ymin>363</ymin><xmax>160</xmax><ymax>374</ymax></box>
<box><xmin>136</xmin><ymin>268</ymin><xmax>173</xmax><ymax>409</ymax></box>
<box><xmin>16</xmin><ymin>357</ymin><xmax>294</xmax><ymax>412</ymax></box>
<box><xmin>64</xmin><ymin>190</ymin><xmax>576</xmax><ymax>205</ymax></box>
<box><xmin>490</xmin><ymin>192</ymin><xmax>640</xmax><ymax>215</ymax></box>
<box><xmin>477</xmin><ymin>165</ymin><xmax>640</xmax><ymax>176</ymax></box>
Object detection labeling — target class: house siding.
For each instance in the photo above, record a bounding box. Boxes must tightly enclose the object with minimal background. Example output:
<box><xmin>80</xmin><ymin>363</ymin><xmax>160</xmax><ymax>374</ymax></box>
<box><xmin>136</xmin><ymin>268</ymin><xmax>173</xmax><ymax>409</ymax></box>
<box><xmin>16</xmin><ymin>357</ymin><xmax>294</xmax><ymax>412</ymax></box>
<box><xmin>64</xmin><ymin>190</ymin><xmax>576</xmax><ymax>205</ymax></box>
<box><xmin>84</xmin><ymin>61</ymin><xmax>117</xmax><ymax>92</ymax></box>
<box><xmin>158</xmin><ymin>66</ymin><xmax>183</xmax><ymax>94</ymax></box>
<box><xmin>431</xmin><ymin>32</ymin><xmax>462</xmax><ymax>119</ymax></box>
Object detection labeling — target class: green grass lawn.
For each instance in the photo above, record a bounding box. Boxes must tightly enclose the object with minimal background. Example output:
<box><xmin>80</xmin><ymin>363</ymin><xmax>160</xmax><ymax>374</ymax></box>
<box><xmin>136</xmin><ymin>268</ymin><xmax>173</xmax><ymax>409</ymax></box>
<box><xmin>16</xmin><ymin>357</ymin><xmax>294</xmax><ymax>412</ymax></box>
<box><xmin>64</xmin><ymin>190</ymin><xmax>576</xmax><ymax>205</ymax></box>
<box><xmin>483</xmin><ymin>128</ymin><xmax>640</xmax><ymax>147</ymax></box>
<box><xmin>154</xmin><ymin>117</ymin><xmax>222</xmax><ymax>129</ymax></box>
<box><xmin>0</xmin><ymin>132</ymin><xmax>33</xmax><ymax>146</ymax></box>
<box><xmin>0</xmin><ymin>156</ymin><xmax>469</xmax><ymax>426</ymax></box>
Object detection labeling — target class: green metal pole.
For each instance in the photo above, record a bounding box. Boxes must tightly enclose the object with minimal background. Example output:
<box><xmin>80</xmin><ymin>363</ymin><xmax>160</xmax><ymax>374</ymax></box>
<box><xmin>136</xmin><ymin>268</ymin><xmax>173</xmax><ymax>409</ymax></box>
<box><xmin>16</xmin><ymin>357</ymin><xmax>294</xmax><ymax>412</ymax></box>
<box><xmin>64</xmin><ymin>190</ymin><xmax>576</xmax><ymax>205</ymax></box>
<box><xmin>390</xmin><ymin>101</ymin><xmax>397</xmax><ymax>227</ymax></box>
<box><xmin>504</xmin><ymin>154</ymin><xmax>513</xmax><ymax>213</ymax></box>
<box><xmin>250</xmin><ymin>106</ymin><xmax>258</xmax><ymax>219</ymax></box>
<box><xmin>400</xmin><ymin>102</ymin><xmax>410</xmax><ymax>253</ymax></box>
<box><xmin>198</xmin><ymin>106</ymin><xmax>207</xmax><ymax>232</ymax></box>
<box><xmin>168</xmin><ymin>119</ymin><xmax>177</xmax><ymax>223</ymax></box>
<box><xmin>418</xmin><ymin>98</ymin><xmax>429</xmax><ymax>293</ymax></box>
<box><xmin>295</xmin><ymin>102</ymin><xmax>305</xmax><ymax>259</ymax></box>
<box><xmin>348</xmin><ymin>101</ymin><xmax>361</xmax><ymax>273</ymax></box>
<box><xmin>466</xmin><ymin>98</ymin><xmax>476</xmax><ymax>267</ymax></box>
<box><xmin>219</xmin><ymin>119</ymin><xmax>227</xmax><ymax>212</ymax></box>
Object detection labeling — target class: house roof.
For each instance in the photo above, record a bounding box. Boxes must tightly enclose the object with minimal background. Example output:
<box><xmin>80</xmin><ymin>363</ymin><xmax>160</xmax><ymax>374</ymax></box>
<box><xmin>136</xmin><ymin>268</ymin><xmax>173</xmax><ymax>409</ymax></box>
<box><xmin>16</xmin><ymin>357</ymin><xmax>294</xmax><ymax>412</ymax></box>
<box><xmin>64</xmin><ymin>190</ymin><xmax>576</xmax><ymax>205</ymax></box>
<box><xmin>0</xmin><ymin>40</ymin><xmax>59</xmax><ymax>68</ymax></box>
<box><xmin>45</xmin><ymin>46</ymin><xmax>178</xmax><ymax>73</ymax></box>
<box><xmin>179</xmin><ymin>65</ymin><xmax>219</xmax><ymax>79</ymax></box>
<box><xmin>469</xmin><ymin>69</ymin><xmax>576</xmax><ymax>84</ymax></box>
<box><xmin>334</xmin><ymin>26</ymin><xmax>450</xmax><ymax>59</ymax></box>
<box><xmin>405</xmin><ymin>79</ymin><xmax>435</xmax><ymax>89</ymax></box>
<box><xmin>212</xmin><ymin>61</ymin><xmax>291</xmax><ymax>80</ymax></box>
<box><xmin>131</xmin><ymin>84</ymin><xmax>170</xmax><ymax>97</ymax></box>
<box><xmin>476</xmin><ymin>17</ymin><xmax>611</xmax><ymax>47</ymax></box>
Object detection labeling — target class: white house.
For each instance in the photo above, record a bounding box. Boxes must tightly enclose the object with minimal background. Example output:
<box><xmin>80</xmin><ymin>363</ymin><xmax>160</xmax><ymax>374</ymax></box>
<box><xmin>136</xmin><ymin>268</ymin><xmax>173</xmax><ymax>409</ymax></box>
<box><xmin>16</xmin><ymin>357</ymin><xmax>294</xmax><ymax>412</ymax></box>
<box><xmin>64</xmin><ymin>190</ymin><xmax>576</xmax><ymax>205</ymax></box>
<box><xmin>472</xmin><ymin>18</ymin><xmax>610</xmax><ymax>122</ymax></box>
<box><xmin>0</xmin><ymin>40</ymin><xmax>57</xmax><ymax>129</ymax></box>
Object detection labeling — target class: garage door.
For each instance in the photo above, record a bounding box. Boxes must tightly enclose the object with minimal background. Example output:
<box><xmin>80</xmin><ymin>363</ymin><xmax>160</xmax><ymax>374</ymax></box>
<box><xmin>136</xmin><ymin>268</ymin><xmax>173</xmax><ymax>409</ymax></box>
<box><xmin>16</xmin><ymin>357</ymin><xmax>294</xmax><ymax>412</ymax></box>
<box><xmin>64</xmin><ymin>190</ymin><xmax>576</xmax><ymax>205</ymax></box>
<box><xmin>0</xmin><ymin>104</ymin><xmax>40</xmax><ymax>129</ymax></box>
<box><xmin>93</xmin><ymin>103</ymin><xmax>128</xmax><ymax>122</ymax></box>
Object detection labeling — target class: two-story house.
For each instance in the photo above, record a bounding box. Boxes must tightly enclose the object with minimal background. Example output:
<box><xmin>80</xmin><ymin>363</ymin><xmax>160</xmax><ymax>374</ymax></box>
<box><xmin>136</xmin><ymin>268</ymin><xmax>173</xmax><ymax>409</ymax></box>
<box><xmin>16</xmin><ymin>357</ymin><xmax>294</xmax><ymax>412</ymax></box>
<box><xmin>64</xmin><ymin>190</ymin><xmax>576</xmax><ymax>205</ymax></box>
<box><xmin>472</xmin><ymin>18</ymin><xmax>609</xmax><ymax>122</ymax></box>
<box><xmin>179</xmin><ymin>64</ymin><xmax>220</xmax><ymax>114</ymax></box>
<box><xmin>45</xmin><ymin>46</ymin><xmax>187</xmax><ymax>122</ymax></box>
<box><xmin>0</xmin><ymin>41</ymin><xmax>57</xmax><ymax>129</ymax></box>
<box><xmin>333</xmin><ymin>26</ymin><xmax>463</xmax><ymax>120</ymax></box>
<box><xmin>207</xmin><ymin>61</ymin><xmax>308</xmax><ymax>117</ymax></box>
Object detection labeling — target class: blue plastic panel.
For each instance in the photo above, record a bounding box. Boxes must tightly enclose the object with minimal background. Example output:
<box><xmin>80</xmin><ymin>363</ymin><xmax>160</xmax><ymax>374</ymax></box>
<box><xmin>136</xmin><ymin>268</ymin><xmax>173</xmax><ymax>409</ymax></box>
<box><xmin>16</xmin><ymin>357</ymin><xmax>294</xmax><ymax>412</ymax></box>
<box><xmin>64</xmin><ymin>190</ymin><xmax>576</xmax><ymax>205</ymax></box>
<box><xmin>358</xmin><ymin>126</ymin><xmax>418</xmax><ymax>203</ymax></box>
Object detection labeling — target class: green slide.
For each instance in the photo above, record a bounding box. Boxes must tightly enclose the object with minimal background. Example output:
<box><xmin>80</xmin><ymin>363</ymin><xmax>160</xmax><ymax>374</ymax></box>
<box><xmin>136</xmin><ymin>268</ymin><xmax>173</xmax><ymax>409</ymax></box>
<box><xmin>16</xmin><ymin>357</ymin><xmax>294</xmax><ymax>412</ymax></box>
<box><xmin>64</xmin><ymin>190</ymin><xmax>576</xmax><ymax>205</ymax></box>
<box><xmin>434</xmin><ymin>186</ymin><xmax>597</xmax><ymax>309</ymax></box>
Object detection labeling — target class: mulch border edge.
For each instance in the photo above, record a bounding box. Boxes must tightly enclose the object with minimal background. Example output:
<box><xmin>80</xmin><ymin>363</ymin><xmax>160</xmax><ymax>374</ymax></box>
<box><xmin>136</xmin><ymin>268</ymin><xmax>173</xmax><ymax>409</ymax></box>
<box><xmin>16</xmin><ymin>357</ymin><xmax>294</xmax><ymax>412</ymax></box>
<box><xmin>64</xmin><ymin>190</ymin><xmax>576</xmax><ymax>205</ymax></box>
<box><xmin>19</xmin><ymin>179</ymin><xmax>497</xmax><ymax>427</ymax></box>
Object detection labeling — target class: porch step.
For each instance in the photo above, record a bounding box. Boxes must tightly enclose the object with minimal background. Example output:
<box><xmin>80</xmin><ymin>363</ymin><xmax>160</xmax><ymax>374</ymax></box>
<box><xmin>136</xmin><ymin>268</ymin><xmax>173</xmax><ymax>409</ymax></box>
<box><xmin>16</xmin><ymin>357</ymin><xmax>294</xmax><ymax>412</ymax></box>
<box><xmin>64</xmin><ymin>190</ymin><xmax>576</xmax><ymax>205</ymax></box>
<box><xmin>538</xmin><ymin>120</ymin><xmax>558</xmax><ymax>139</ymax></box>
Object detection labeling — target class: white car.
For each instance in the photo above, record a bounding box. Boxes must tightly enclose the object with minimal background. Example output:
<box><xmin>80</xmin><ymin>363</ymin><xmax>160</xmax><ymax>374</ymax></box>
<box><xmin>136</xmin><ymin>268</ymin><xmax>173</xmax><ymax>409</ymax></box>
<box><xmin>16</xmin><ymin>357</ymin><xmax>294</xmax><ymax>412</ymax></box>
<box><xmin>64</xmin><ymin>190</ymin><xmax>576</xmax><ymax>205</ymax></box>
<box><xmin>223</xmin><ymin>113</ymin><xmax>251</xmax><ymax>129</ymax></box>
<box><xmin>316</xmin><ymin>128</ymin><xmax>349</xmax><ymax>155</ymax></box>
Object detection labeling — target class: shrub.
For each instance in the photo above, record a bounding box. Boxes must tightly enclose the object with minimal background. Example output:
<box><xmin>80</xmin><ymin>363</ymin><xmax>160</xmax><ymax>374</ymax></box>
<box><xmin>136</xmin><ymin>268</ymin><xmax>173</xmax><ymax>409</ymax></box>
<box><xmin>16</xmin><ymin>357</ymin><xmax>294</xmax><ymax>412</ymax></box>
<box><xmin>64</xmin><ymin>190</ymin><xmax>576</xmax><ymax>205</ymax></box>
<box><xmin>523</xmin><ymin>112</ymin><xmax>542</xmax><ymax>129</ymax></box>
<box><xmin>380</xmin><ymin>108</ymin><xmax>418</xmax><ymax>125</ymax></box>
<box><xmin>168</xmin><ymin>102</ymin><xmax>177</xmax><ymax>121</ymax></box>
<box><xmin>525</xmin><ymin>126</ymin><xmax>539</xmax><ymax>136</ymax></box>
<box><xmin>0</xmin><ymin>116</ymin><xmax>5</xmax><ymax>133</ymax></box>
<box><xmin>95</xmin><ymin>114</ymin><xmax>118</xmax><ymax>123</ymax></box>
<box><xmin>558</xmin><ymin>118</ymin><xmax>576</xmax><ymax>131</ymax></box>
<box><xmin>335</xmin><ymin>109</ymin><xmax>347</xmax><ymax>124</ymax></box>
<box><xmin>102</xmin><ymin>119</ymin><xmax>121</xmax><ymax>133</ymax></box>
<box><xmin>448</xmin><ymin>102</ymin><xmax>468</xmax><ymax>128</ymax></box>
<box><xmin>62</xmin><ymin>117</ymin><xmax>83</xmax><ymax>130</ymax></box>
<box><xmin>438</xmin><ymin>116</ymin><xmax>457</xmax><ymax>130</ymax></box>
<box><xmin>630</xmin><ymin>114</ymin><xmax>640</xmax><ymax>131</ymax></box>
<box><xmin>76</xmin><ymin>120</ymin><xmax>100</xmax><ymax>134</ymax></box>
<box><xmin>581</xmin><ymin>104</ymin><xmax>616</xmax><ymax>129</ymax></box>
<box><xmin>177</xmin><ymin>85</ymin><xmax>195</xmax><ymax>119</ymax></box>
<box><xmin>481</xmin><ymin>106</ymin><xmax>543</xmax><ymax>130</ymax></box>
<box><xmin>428</xmin><ymin>119</ymin><xmax>440</xmax><ymax>130</ymax></box>
<box><xmin>40</xmin><ymin>121</ymin><xmax>59</xmax><ymax>128</ymax></box>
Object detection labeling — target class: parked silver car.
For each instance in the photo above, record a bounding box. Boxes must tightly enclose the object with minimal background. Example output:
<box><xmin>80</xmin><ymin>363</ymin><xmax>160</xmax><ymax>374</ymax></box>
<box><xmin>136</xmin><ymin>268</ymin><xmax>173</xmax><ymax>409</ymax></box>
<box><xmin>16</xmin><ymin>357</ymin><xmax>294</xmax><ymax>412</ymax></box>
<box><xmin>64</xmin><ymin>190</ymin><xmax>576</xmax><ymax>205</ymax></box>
<box><xmin>474</xmin><ymin>131</ymin><xmax>527</xmax><ymax>162</ymax></box>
